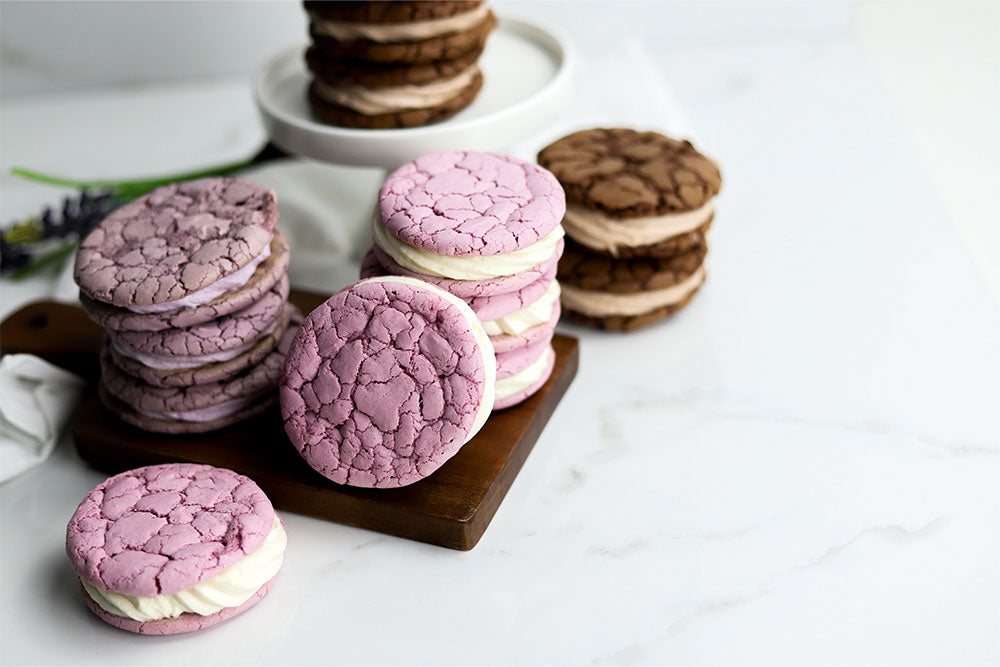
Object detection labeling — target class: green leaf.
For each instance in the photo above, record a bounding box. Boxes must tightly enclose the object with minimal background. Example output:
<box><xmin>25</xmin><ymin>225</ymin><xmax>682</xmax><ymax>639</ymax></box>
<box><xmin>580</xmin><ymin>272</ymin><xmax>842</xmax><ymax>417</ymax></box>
<box><xmin>10</xmin><ymin>157</ymin><xmax>256</xmax><ymax>199</ymax></box>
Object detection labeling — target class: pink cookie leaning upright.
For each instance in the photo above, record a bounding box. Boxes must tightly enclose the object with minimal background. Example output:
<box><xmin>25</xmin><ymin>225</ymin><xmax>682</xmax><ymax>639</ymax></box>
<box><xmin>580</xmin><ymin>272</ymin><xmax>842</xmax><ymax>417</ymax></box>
<box><xmin>280</xmin><ymin>277</ymin><xmax>495</xmax><ymax>488</ymax></box>
<box><xmin>65</xmin><ymin>463</ymin><xmax>287</xmax><ymax>635</ymax></box>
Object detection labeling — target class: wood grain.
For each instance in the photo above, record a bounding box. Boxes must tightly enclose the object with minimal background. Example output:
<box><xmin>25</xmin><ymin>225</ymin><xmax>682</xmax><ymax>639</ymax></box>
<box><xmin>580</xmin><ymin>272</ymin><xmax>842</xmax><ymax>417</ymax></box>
<box><xmin>0</xmin><ymin>292</ymin><xmax>578</xmax><ymax>550</ymax></box>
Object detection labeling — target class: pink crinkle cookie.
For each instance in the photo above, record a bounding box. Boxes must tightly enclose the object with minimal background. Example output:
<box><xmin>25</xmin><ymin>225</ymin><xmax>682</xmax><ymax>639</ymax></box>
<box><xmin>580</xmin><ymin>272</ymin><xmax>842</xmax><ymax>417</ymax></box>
<box><xmin>378</xmin><ymin>151</ymin><xmax>565</xmax><ymax>256</ymax></box>
<box><xmin>280</xmin><ymin>277</ymin><xmax>495</xmax><ymax>488</ymax></box>
<box><xmin>79</xmin><ymin>228</ymin><xmax>291</xmax><ymax>333</ymax></box>
<box><xmin>108</xmin><ymin>274</ymin><xmax>289</xmax><ymax>361</ymax></box>
<box><xmin>74</xmin><ymin>177</ymin><xmax>278</xmax><ymax>308</ymax></box>
<box><xmin>65</xmin><ymin>463</ymin><xmax>285</xmax><ymax>635</ymax></box>
<box><xmin>362</xmin><ymin>246</ymin><xmax>558</xmax><ymax>321</ymax></box>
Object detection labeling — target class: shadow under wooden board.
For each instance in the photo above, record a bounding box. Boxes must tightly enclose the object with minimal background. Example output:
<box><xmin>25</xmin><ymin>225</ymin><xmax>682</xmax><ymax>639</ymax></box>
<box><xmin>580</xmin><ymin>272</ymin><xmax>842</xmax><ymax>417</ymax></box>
<box><xmin>0</xmin><ymin>290</ymin><xmax>579</xmax><ymax>550</ymax></box>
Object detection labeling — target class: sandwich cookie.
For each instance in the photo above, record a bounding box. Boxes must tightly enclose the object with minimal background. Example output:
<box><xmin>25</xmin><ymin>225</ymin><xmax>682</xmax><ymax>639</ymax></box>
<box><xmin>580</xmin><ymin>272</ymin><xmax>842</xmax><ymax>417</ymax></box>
<box><xmin>305</xmin><ymin>1</ymin><xmax>496</xmax><ymax>65</ymax></box>
<box><xmin>493</xmin><ymin>344</ymin><xmax>555</xmax><ymax>411</ymax></box>
<box><xmin>558</xmin><ymin>237</ymin><xmax>708</xmax><ymax>331</ymax></box>
<box><xmin>75</xmin><ymin>177</ymin><xmax>279</xmax><ymax>311</ymax></box>
<box><xmin>361</xmin><ymin>245</ymin><xmax>559</xmax><ymax>334</ymax></box>
<box><xmin>538</xmin><ymin>129</ymin><xmax>722</xmax><ymax>258</ymax></box>
<box><xmin>99</xmin><ymin>321</ymin><xmax>299</xmax><ymax>434</ymax></box>
<box><xmin>110</xmin><ymin>304</ymin><xmax>298</xmax><ymax>388</ymax></box>
<box><xmin>80</xmin><ymin>229</ymin><xmax>290</xmax><ymax>333</ymax></box>
<box><xmin>280</xmin><ymin>277</ymin><xmax>495</xmax><ymax>488</ymax></box>
<box><xmin>107</xmin><ymin>275</ymin><xmax>289</xmax><ymax>371</ymax></box>
<box><xmin>364</xmin><ymin>238</ymin><xmax>564</xmax><ymax>299</ymax></box>
<box><xmin>374</xmin><ymin>151</ymin><xmax>566</xmax><ymax>281</ymax></box>
<box><xmin>65</xmin><ymin>463</ymin><xmax>286</xmax><ymax>635</ymax></box>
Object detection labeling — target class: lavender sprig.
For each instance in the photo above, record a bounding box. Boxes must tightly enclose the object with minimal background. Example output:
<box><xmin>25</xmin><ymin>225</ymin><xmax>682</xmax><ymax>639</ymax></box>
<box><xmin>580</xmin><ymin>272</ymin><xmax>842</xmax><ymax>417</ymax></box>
<box><xmin>1</xmin><ymin>190</ymin><xmax>120</xmax><ymax>279</ymax></box>
<box><xmin>3</xmin><ymin>144</ymin><xmax>287</xmax><ymax>280</ymax></box>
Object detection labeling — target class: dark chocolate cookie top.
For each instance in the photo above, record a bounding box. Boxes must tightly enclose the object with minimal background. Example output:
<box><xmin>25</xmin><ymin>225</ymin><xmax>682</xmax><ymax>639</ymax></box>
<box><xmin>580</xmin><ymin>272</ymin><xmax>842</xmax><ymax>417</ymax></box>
<box><xmin>557</xmin><ymin>236</ymin><xmax>708</xmax><ymax>294</ymax></box>
<box><xmin>74</xmin><ymin>178</ymin><xmax>278</xmax><ymax>307</ymax></box>
<box><xmin>537</xmin><ymin>128</ymin><xmax>722</xmax><ymax>218</ymax></box>
<box><xmin>304</xmin><ymin>1</ymin><xmax>482</xmax><ymax>24</ymax></box>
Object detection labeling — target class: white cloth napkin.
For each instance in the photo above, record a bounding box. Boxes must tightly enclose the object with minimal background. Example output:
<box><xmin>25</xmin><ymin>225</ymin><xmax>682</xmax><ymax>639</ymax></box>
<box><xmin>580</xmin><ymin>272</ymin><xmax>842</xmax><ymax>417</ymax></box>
<box><xmin>0</xmin><ymin>354</ymin><xmax>85</xmax><ymax>483</ymax></box>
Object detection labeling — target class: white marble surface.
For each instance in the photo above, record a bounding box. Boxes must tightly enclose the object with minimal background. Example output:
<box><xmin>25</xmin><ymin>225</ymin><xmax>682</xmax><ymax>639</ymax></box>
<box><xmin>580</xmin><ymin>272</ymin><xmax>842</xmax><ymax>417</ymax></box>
<box><xmin>2</xmin><ymin>3</ymin><xmax>999</xmax><ymax>665</ymax></box>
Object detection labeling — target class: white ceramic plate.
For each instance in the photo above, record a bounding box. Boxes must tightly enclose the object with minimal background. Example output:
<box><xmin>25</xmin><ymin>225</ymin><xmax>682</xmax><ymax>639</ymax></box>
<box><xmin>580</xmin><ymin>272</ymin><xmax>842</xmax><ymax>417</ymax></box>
<box><xmin>255</xmin><ymin>16</ymin><xmax>574</xmax><ymax>169</ymax></box>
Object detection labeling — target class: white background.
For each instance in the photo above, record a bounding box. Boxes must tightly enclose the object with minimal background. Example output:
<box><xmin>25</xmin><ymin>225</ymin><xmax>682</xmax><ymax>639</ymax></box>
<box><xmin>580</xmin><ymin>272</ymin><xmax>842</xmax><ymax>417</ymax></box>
<box><xmin>1</xmin><ymin>2</ymin><xmax>999</xmax><ymax>665</ymax></box>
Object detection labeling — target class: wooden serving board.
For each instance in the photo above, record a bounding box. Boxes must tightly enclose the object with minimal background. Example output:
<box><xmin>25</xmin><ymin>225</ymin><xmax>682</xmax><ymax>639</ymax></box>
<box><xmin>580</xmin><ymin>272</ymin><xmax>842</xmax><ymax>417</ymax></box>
<box><xmin>0</xmin><ymin>291</ymin><xmax>578</xmax><ymax>550</ymax></box>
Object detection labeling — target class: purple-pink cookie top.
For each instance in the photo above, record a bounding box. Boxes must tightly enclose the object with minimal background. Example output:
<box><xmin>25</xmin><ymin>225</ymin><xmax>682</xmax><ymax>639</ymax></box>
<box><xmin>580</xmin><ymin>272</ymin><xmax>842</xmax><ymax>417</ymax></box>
<box><xmin>66</xmin><ymin>463</ymin><xmax>274</xmax><ymax>597</ymax></box>
<box><xmin>75</xmin><ymin>178</ymin><xmax>278</xmax><ymax>307</ymax></box>
<box><xmin>280</xmin><ymin>279</ymin><xmax>488</xmax><ymax>488</ymax></box>
<box><xmin>378</xmin><ymin>151</ymin><xmax>565</xmax><ymax>256</ymax></box>
<box><xmin>364</xmin><ymin>238</ymin><xmax>564</xmax><ymax>299</ymax></box>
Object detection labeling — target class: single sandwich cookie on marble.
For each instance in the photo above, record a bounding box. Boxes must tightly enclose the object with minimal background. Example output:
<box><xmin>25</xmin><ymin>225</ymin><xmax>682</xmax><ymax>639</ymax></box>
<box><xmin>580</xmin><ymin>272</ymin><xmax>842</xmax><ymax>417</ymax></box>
<box><xmin>373</xmin><ymin>151</ymin><xmax>566</xmax><ymax>282</ymax></box>
<box><xmin>305</xmin><ymin>1</ymin><xmax>496</xmax><ymax>65</ymax></box>
<box><xmin>538</xmin><ymin>128</ymin><xmax>722</xmax><ymax>258</ymax></box>
<box><xmin>65</xmin><ymin>463</ymin><xmax>287</xmax><ymax>635</ymax></box>
<box><xmin>80</xmin><ymin>228</ymin><xmax>290</xmax><ymax>333</ymax></box>
<box><xmin>75</xmin><ymin>177</ymin><xmax>279</xmax><ymax>310</ymax></box>
<box><xmin>280</xmin><ymin>277</ymin><xmax>495</xmax><ymax>488</ymax></box>
<box><xmin>106</xmin><ymin>275</ymin><xmax>289</xmax><ymax>372</ymax></box>
<box><xmin>558</xmin><ymin>237</ymin><xmax>708</xmax><ymax>331</ymax></box>
<box><xmin>100</xmin><ymin>322</ymin><xmax>299</xmax><ymax>434</ymax></box>
<box><xmin>110</xmin><ymin>304</ymin><xmax>299</xmax><ymax>388</ymax></box>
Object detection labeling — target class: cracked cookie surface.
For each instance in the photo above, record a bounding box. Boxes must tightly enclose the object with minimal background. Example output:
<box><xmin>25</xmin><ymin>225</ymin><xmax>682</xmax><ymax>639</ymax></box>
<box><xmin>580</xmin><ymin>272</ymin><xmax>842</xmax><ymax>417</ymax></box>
<box><xmin>74</xmin><ymin>178</ymin><xmax>278</xmax><ymax>307</ymax></box>
<box><xmin>80</xmin><ymin>228</ymin><xmax>290</xmax><ymax>333</ymax></box>
<box><xmin>109</xmin><ymin>275</ymin><xmax>289</xmax><ymax>358</ymax></box>
<box><xmin>100</xmin><ymin>322</ymin><xmax>295</xmax><ymax>415</ymax></box>
<box><xmin>538</xmin><ymin>128</ymin><xmax>722</xmax><ymax>217</ymax></box>
<box><xmin>378</xmin><ymin>151</ymin><xmax>565</xmax><ymax>256</ymax></box>
<box><xmin>280</xmin><ymin>279</ymin><xmax>489</xmax><ymax>488</ymax></box>
<box><xmin>65</xmin><ymin>463</ymin><xmax>274</xmax><ymax>598</ymax></box>
<box><xmin>110</xmin><ymin>304</ymin><xmax>299</xmax><ymax>388</ymax></box>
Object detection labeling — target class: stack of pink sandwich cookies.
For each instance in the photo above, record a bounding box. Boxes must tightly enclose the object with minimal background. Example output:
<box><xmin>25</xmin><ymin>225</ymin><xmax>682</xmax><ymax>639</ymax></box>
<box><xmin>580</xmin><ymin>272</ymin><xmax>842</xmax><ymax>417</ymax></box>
<box><xmin>74</xmin><ymin>177</ymin><xmax>300</xmax><ymax>433</ymax></box>
<box><xmin>361</xmin><ymin>151</ymin><xmax>566</xmax><ymax>409</ymax></box>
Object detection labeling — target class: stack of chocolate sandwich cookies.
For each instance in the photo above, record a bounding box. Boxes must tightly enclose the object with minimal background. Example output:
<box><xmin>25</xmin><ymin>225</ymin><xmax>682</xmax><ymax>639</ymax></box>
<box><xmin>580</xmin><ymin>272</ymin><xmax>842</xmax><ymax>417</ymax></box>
<box><xmin>304</xmin><ymin>1</ymin><xmax>496</xmax><ymax>128</ymax></box>
<box><xmin>74</xmin><ymin>177</ymin><xmax>300</xmax><ymax>433</ymax></box>
<box><xmin>360</xmin><ymin>150</ymin><xmax>566</xmax><ymax>409</ymax></box>
<box><xmin>538</xmin><ymin>128</ymin><xmax>722</xmax><ymax>331</ymax></box>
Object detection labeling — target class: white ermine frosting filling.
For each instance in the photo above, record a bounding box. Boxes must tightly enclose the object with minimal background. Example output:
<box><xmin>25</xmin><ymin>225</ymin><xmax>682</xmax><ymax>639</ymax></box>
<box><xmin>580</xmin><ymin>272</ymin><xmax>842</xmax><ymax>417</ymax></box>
<box><xmin>482</xmin><ymin>280</ymin><xmax>560</xmax><ymax>337</ymax></box>
<box><xmin>82</xmin><ymin>515</ymin><xmax>286</xmax><ymax>622</ymax></box>
<box><xmin>372</xmin><ymin>214</ymin><xmax>565</xmax><ymax>281</ymax></box>
<box><xmin>562</xmin><ymin>201</ymin><xmax>713</xmax><ymax>256</ymax></box>
<box><xmin>355</xmin><ymin>277</ymin><xmax>495</xmax><ymax>440</ymax></box>
<box><xmin>560</xmin><ymin>266</ymin><xmax>706</xmax><ymax>317</ymax></box>
<box><xmin>313</xmin><ymin>66</ymin><xmax>478</xmax><ymax>115</ymax></box>
<box><xmin>494</xmin><ymin>346</ymin><xmax>554</xmax><ymax>401</ymax></box>
<box><xmin>109</xmin><ymin>317</ymin><xmax>280</xmax><ymax>370</ymax></box>
<box><xmin>126</xmin><ymin>242</ymin><xmax>272</xmax><ymax>314</ymax></box>
<box><xmin>311</xmin><ymin>4</ymin><xmax>489</xmax><ymax>42</ymax></box>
